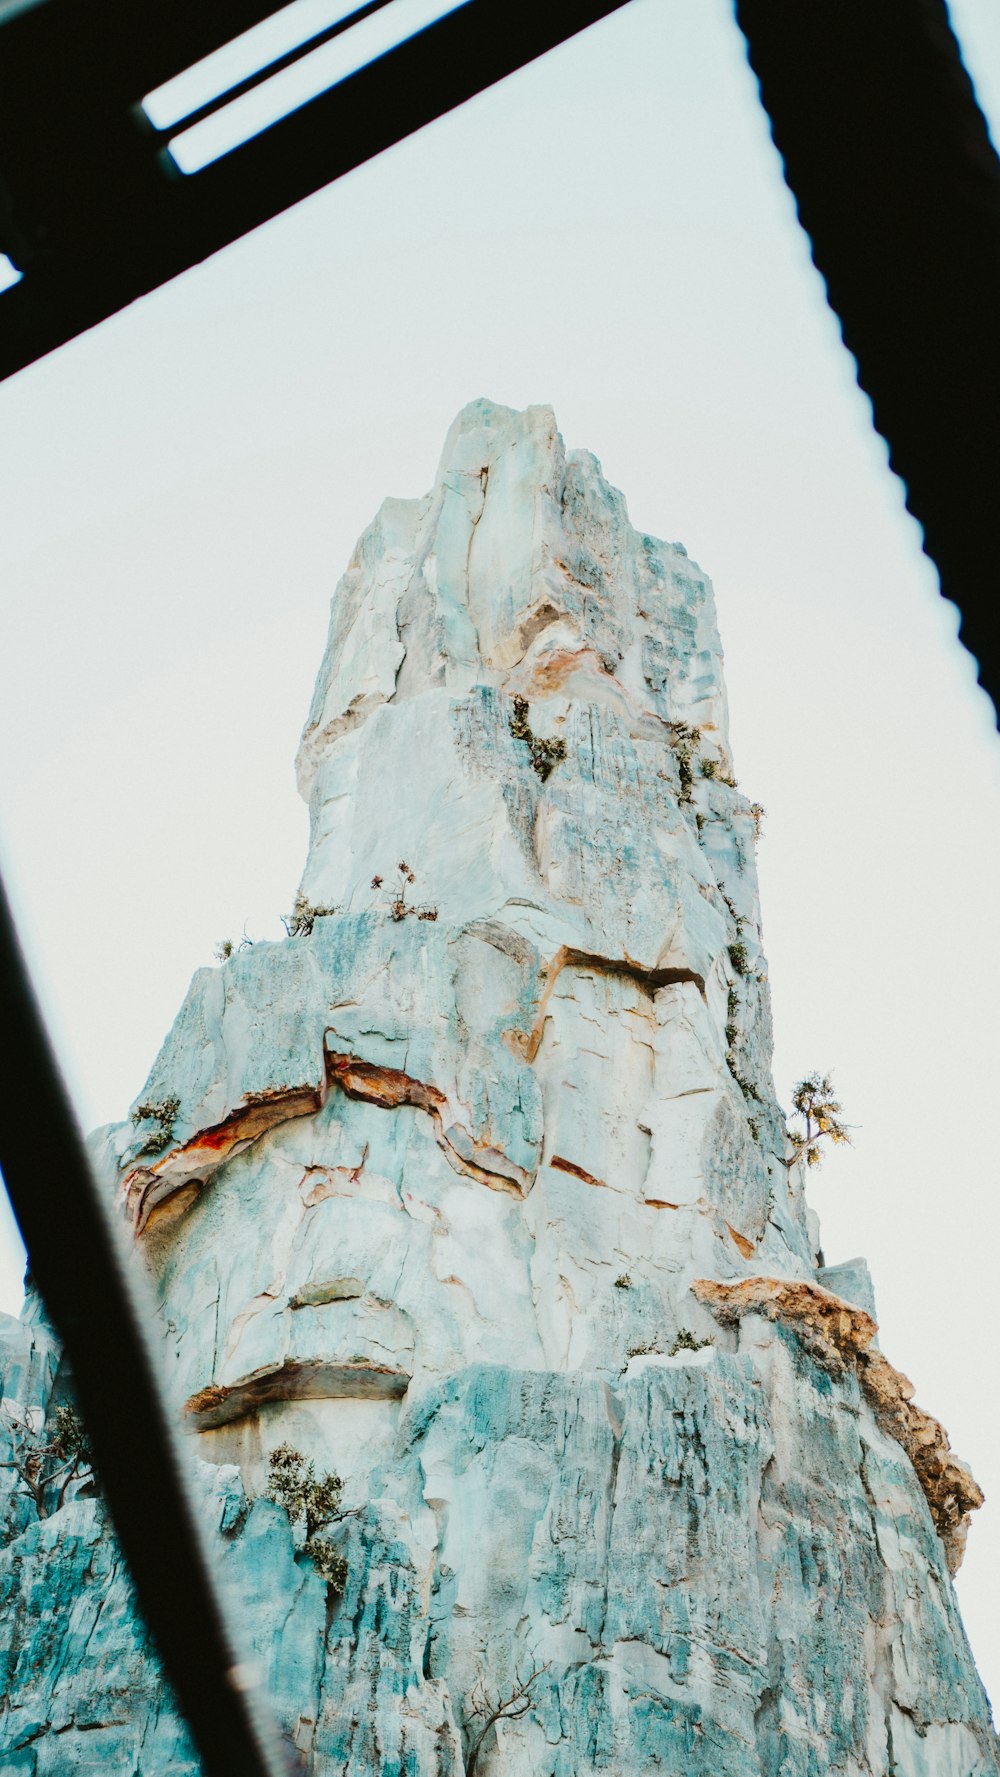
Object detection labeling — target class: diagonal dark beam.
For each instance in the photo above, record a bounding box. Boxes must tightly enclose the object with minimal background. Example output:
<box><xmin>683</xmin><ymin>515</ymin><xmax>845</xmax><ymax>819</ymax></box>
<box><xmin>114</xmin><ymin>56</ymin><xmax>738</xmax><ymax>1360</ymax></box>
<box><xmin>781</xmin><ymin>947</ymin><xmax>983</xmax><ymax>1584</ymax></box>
<box><xmin>736</xmin><ymin>0</ymin><xmax>1000</xmax><ymax>722</ymax></box>
<box><xmin>0</xmin><ymin>0</ymin><xmax>632</xmax><ymax>379</ymax></box>
<box><xmin>0</xmin><ymin>872</ymin><xmax>297</xmax><ymax>1777</ymax></box>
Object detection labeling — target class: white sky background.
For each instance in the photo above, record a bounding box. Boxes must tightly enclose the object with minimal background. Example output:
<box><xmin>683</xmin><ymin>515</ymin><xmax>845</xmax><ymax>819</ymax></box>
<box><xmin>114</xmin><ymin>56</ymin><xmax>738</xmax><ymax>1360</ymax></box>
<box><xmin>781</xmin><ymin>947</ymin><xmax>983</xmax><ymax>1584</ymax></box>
<box><xmin>2</xmin><ymin>0</ymin><xmax>999</xmax><ymax>1706</ymax></box>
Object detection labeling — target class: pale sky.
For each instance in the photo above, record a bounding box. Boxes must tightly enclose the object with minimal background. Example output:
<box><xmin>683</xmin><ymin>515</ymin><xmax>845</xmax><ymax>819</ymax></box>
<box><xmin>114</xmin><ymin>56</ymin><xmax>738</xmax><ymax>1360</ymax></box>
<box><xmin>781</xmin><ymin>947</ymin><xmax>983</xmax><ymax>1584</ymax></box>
<box><xmin>2</xmin><ymin>0</ymin><xmax>999</xmax><ymax>1707</ymax></box>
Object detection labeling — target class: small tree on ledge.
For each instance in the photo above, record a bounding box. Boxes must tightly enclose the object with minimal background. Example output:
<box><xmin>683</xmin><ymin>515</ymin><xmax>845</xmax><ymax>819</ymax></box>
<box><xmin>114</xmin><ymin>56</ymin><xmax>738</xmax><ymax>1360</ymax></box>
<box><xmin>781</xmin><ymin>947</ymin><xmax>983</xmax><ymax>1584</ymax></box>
<box><xmin>265</xmin><ymin>1443</ymin><xmax>346</xmax><ymax>1590</ymax></box>
<box><xmin>787</xmin><ymin>1072</ymin><xmax>852</xmax><ymax>1169</ymax></box>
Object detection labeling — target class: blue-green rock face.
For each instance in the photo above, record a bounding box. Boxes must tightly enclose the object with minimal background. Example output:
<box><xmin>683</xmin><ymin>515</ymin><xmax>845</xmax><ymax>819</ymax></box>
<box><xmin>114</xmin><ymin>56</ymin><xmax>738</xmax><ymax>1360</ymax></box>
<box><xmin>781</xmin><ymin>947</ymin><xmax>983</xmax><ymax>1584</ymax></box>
<box><xmin>1</xmin><ymin>401</ymin><xmax>996</xmax><ymax>1773</ymax></box>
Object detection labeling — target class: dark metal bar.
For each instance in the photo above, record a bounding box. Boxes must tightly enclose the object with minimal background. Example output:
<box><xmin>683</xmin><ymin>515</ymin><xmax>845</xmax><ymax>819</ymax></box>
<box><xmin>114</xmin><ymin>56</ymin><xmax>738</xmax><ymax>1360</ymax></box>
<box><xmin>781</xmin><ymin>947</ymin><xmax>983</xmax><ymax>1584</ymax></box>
<box><xmin>736</xmin><ymin>0</ymin><xmax>1000</xmax><ymax>721</ymax></box>
<box><xmin>1</xmin><ymin>0</ymin><xmax>330</xmax><ymax>106</ymax></box>
<box><xmin>0</xmin><ymin>0</ymin><xmax>632</xmax><ymax>379</ymax></box>
<box><xmin>0</xmin><ymin>871</ymin><xmax>296</xmax><ymax>1777</ymax></box>
<box><xmin>149</xmin><ymin>0</ymin><xmax>399</xmax><ymax>138</ymax></box>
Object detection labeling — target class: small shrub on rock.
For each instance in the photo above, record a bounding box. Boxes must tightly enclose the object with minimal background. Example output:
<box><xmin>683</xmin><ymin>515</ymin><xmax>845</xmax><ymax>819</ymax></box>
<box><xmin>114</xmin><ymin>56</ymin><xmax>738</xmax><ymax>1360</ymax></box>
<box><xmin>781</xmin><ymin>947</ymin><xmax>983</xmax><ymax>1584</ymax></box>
<box><xmin>130</xmin><ymin>1096</ymin><xmax>180</xmax><ymax>1157</ymax></box>
<box><xmin>282</xmin><ymin>892</ymin><xmax>337</xmax><ymax>937</ymax></box>
<box><xmin>509</xmin><ymin>695</ymin><xmax>567</xmax><ymax>782</ymax></box>
<box><xmin>667</xmin><ymin>1329</ymin><xmax>713</xmax><ymax>1356</ymax></box>
<box><xmin>266</xmin><ymin>1443</ymin><xmax>347</xmax><ymax>1591</ymax></box>
<box><xmin>787</xmin><ymin>1073</ymin><xmax>852</xmax><ymax>1169</ymax></box>
<box><xmin>373</xmin><ymin>862</ymin><xmax>439</xmax><ymax>924</ymax></box>
<box><xmin>728</xmin><ymin>941</ymin><xmax>750</xmax><ymax>976</ymax></box>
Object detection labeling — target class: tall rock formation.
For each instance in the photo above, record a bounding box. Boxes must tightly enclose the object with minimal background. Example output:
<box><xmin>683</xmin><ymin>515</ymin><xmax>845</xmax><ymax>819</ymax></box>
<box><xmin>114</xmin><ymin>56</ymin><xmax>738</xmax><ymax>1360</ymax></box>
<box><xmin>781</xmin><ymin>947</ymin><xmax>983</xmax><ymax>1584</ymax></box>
<box><xmin>0</xmin><ymin>400</ymin><xmax>996</xmax><ymax>1775</ymax></box>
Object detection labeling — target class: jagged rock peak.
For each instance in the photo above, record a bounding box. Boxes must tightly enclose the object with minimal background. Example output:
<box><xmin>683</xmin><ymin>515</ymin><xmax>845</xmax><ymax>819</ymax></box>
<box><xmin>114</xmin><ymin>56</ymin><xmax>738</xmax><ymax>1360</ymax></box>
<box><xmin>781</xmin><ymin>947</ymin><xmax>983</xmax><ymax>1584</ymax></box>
<box><xmin>296</xmin><ymin>395</ymin><xmax>728</xmax><ymax>792</ymax></box>
<box><xmin>0</xmin><ymin>403</ymin><xmax>995</xmax><ymax>1776</ymax></box>
<box><xmin>120</xmin><ymin>400</ymin><xmax>808</xmax><ymax>1321</ymax></box>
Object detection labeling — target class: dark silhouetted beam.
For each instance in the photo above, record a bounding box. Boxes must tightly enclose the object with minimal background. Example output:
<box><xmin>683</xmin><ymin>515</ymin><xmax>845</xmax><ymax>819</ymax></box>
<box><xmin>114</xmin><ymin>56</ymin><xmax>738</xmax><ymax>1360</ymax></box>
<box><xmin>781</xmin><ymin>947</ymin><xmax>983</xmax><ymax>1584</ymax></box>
<box><xmin>0</xmin><ymin>870</ymin><xmax>300</xmax><ymax>1777</ymax></box>
<box><xmin>737</xmin><ymin>0</ymin><xmax>1000</xmax><ymax>720</ymax></box>
<box><xmin>0</xmin><ymin>0</ymin><xmax>631</xmax><ymax>379</ymax></box>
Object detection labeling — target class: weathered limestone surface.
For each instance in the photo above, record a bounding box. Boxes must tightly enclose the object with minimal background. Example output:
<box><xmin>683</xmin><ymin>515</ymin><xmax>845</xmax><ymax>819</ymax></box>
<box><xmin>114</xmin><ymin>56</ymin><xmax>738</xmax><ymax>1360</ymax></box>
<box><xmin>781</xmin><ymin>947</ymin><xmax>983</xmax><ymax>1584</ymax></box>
<box><xmin>1</xmin><ymin>400</ymin><xmax>996</xmax><ymax>1774</ymax></box>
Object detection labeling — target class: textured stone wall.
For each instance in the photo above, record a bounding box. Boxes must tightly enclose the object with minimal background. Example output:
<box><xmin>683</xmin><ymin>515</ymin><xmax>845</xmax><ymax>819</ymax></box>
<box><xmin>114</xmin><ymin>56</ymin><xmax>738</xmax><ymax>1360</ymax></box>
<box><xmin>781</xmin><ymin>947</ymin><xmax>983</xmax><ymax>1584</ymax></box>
<box><xmin>1</xmin><ymin>400</ymin><xmax>995</xmax><ymax>1775</ymax></box>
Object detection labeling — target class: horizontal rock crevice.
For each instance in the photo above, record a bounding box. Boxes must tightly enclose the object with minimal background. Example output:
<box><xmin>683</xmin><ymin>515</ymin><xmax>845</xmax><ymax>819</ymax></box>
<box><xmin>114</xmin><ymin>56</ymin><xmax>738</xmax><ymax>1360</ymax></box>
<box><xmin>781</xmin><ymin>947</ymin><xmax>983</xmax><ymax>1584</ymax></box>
<box><xmin>124</xmin><ymin>1083</ymin><xmax>325</xmax><ymax>1234</ymax></box>
<box><xmin>325</xmin><ymin>1050</ymin><xmax>531</xmax><ymax>1196</ymax></box>
<box><xmin>519</xmin><ymin>946</ymin><xmax>706</xmax><ymax>1065</ymax></box>
<box><xmin>184</xmin><ymin>1353</ymin><xmax>410</xmax><ymax>1430</ymax></box>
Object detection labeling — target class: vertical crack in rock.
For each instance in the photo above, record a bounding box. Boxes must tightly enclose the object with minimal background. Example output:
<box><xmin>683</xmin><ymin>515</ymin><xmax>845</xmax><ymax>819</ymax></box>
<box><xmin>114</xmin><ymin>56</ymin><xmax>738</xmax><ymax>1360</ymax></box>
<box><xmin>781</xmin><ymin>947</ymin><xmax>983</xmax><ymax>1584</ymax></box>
<box><xmin>596</xmin><ymin>1381</ymin><xmax>624</xmax><ymax>1653</ymax></box>
<box><xmin>1</xmin><ymin>399</ymin><xmax>995</xmax><ymax>1774</ymax></box>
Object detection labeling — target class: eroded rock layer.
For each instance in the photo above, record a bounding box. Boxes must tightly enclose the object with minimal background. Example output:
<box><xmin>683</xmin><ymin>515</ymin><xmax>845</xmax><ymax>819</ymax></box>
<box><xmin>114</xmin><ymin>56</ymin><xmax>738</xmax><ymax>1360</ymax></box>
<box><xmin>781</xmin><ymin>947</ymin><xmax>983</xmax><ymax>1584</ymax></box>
<box><xmin>1</xmin><ymin>400</ymin><xmax>995</xmax><ymax>1775</ymax></box>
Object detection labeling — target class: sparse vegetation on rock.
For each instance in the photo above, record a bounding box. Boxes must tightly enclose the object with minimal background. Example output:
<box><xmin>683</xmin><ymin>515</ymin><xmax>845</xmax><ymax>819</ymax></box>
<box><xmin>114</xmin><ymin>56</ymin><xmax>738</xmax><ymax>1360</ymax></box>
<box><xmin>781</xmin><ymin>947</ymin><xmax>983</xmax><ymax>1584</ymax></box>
<box><xmin>723</xmin><ymin>975</ymin><xmax>761</xmax><ymax>1105</ymax></box>
<box><xmin>787</xmin><ymin>1073</ymin><xmax>852</xmax><ymax>1169</ymax></box>
<box><xmin>727</xmin><ymin>1058</ymin><xmax>762</xmax><ymax>1103</ymax></box>
<box><xmin>1</xmin><ymin>1404</ymin><xmax>94</xmax><ymax>1524</ymax></box>
<box><xmin>265</xmin><ymin>1442</ymin><xmax>347</xmax><ymax>1590</ymax></box>
<box><xmin>718</xmin><ymin>884</ymin><xmax>744</xmax><ymax>932</ymax></box>
<box><xmin>464</xmin><ymin>1659</ymin><xmax>549</xmax><ymax>1776</ymax></box>
<box><xmin>728</xmin><ymin>941</ymin><xmax>750</xmax><ymax>976</ymax></box>
<box><xmin>130</xmin><ymin>1095</ymin><xmax>180</xmax><ymax>1156</ymax></box>
<box><xmin>509</xmin><ymin>695</ymin><xmax>567</xmax><ymax>782</ymax></box>
<box><xmin>667</xmin><ymin>720</ymin><xmax>700</xmax><ymax>802</ymax></box>
<box><xmin>216</xmin><ymin>927</ymin><xmax>256</xmax><ymax>959</ymax></box>
<box><xmin>282</xmin><ymin>892</ymin><xmax>338</xmax><ymax>937</ymax></box>
<box><xmin>373</xmin><ymin>862</ymin><xmax>439</xmax><ymax>924</ymax></box>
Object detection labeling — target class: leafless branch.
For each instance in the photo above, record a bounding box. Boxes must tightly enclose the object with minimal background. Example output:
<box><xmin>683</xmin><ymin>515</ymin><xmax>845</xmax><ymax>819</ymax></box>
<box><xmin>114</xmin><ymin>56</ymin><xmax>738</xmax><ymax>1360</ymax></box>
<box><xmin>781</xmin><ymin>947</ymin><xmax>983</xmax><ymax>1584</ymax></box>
<box><xmin>465</xmin><ymin>1660</ymin><xmax>549</xmax><ymax>1776</ymax></box>
<box><xmin>1</xmin><ymin>1406</ymin><xmax>93</xmax><ymax>1522</ymax></box>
